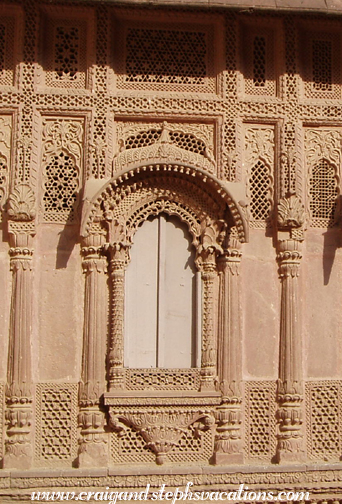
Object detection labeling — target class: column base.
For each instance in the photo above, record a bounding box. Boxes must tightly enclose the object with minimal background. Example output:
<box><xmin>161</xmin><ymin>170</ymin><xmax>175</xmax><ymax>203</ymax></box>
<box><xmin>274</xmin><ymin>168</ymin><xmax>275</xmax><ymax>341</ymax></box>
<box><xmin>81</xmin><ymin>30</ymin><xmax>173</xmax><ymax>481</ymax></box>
<box><xmin>2</xmin><ymin>446</ymin><xmax>32</xmax><ymax>470</ymax></box>
<box><xmin>275</xmin><ymin>449</ymin><xmax>306</xmax><ymax>464</ymax></box>
<box><xmin>76</xmin><ymin>442</ymin><xmax>108</xmax><ymax>468</ymax></box>
<box><xmin>212</xmin><ymin>452</ymin><xmax>244</xmax><ymax>465</ymax></box>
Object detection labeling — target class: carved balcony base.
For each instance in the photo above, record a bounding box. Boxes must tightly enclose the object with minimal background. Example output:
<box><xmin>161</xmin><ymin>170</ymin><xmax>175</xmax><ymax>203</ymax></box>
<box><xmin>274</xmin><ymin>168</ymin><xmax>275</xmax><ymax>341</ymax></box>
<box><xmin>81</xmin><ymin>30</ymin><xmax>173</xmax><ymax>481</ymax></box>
<box><xmin>104</xmin><ymin>391</ymin><xmax>219</xmax><ymax>465</ymax></box>
<box><xmin>275</xmin><ymin>438</ymin><xmax>306</xmax><ymax>464</ymax></box>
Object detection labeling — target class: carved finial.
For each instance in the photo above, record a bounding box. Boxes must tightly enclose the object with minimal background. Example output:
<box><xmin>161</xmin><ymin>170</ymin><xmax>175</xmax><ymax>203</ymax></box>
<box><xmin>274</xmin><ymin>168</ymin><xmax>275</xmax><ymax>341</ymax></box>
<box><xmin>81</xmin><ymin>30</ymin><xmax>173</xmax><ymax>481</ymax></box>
<box><xmin>8</xmin><ymin>184</ymin><xmax>36</xmax><ymax>221</ymax></box>
<box><xmin>159</xmin><ymin>121</ymin><xmax>171</xmax><ymax>144</ymax></box>
<box><xmin>277</xmin><ymin>191</ymin><xmax>305</xmax><ymax>230</ymax></box>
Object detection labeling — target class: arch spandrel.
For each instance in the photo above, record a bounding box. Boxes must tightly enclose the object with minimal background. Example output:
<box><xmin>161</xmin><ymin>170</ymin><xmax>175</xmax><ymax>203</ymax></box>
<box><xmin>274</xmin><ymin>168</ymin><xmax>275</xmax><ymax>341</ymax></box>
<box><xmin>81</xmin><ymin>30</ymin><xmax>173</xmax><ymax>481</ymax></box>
<box><xmin>81</xmin><ymin>162</ymin><xmax>249</xmax><ymax>244</ymax></box>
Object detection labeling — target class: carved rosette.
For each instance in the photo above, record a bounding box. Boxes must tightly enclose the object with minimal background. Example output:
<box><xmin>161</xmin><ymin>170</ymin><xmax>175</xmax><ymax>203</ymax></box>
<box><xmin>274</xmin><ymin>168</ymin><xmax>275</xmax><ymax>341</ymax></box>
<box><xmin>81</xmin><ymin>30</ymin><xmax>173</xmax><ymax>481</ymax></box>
<box><xmin>109</xmin><ymin>409</ymin><xmax>215</xmax><ymax>465</ymax></box>
<box><xmin>77</xmin><ymin>232</ymin><xmax>108</xmax><ymax>467</ymax></box>
<box><xmin>4</xmin><ymin>184</ymin><xmax>36</xmax><ymax>469</ymax></box>
<box><xmin>213</xmin><ymin>236</ymin><xmax>243</xmax><ymax>464</ymax></box>
<box><xmin>275</xmin><ymin>238</ymin><xmax>305</xmax><ymax>463</ymax></box>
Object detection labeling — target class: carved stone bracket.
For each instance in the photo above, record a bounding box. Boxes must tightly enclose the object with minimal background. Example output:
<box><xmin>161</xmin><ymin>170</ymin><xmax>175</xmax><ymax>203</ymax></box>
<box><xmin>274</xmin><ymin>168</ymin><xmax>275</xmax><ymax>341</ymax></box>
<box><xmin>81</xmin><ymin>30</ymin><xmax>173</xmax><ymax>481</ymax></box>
<box><xmin>108</xmin><ymin>407</ymin><xmax>215</xmax><ymax>465</ymax></box>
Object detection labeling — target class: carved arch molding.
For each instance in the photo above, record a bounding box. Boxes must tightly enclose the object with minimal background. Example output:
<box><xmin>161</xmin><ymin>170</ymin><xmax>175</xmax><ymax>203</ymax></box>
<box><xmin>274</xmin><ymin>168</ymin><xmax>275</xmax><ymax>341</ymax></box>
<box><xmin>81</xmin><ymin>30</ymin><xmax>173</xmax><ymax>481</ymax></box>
<box><xmin>79</xmin><ymin>161</ymin><xmax>248</xmax><ymax>466</ymax></box>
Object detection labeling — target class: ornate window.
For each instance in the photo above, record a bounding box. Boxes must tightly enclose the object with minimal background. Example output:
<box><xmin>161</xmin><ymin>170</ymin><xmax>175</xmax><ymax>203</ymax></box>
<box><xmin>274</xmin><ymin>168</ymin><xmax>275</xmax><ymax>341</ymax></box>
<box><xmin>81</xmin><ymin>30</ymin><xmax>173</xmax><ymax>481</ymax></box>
<box><xmin>305</xmin><ymin>128</ymin><xmax>341</xmax><ymax>227</ymax></box>
<box><xmin>240</xmin><ymin>22</ymin><xmax>278</xmax><ymax>97</ymax></box>
<box><xmin>111</xmin><ymin>12</ymin><xmax>223</xmax><ymax>95</ymax></box>
<box><xmin>0</xmin><ymin>7</ymin><xmax>21</xmax><ymax>88</ymax></box>
<box><xmin>244</xmin><ymin>125</ymin><xmax>275</xmax><ymax>228</ymax></box>
<box><xmin>249</xmin><ymin>160</ymin><xmax>272</xmax><ymax>223</ymax></box>
<box><xmin>38</xmin><ymin>7</ymin><xmax>95</xmax><ymax>90</ymax></box>
<box><xmin>125</xmin><ymin>214</ymin><xmax>199</xmax><ymax>369</ymax></box>
<box><xmin>300</xmin><ymin>27</ymin><xmax>341</xmax><ymax>100</ymax></box>
<box><xmin>41</xmin><ymin>118</ymin><xmax>84</xmax><ymax>223</ymax></box>
<box><xmin>309</xmin><ymin>159</ymin><xmax>338</xmax><ymax>226</ymax></box>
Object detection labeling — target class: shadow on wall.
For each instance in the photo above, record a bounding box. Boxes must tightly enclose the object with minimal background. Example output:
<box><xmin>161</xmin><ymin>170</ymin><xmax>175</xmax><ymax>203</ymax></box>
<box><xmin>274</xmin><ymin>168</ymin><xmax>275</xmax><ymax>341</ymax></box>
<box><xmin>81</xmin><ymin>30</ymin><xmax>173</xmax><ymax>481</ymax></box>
<box><xmin>323</xmin><ymin>195</ymin><xmax>342</xmax><ymax>285</ymax></box>
<box><xmin>55</xmin><ymin>207</ymin><xmax>79</xmax><ymax>269</ymax></box>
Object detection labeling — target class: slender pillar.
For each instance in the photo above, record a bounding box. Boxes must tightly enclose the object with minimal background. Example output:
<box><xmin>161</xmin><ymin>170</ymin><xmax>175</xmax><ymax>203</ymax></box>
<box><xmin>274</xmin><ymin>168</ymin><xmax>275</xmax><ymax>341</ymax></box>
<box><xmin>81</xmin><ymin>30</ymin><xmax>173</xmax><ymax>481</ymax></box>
<box><xmin>195</xmin><ymin>219</ymin><xmax>223</xmax><ymax>391</ymax></box>
<box><xmin>275</xmin><ymin>238</ymin><xmax>305</xmax><ymax>463</ymax></box>
<box><xmin>4</xmin><ymin>185</ymin><xmax>36</xmax><ymax>469</ymax></box>
<box><xmin>106</xmin><ymin>219</ymin><xmax>131</xmax><ymax>391</ymax></box>
<box><xmin>77</xmin><ymin>231</ymin><xmax>108</xmax><ymax>467</ymax></box>
<box><xmin>213</xmin><ymin>236</ymin><xmax>243</xmax><ymax>464</ymax></box>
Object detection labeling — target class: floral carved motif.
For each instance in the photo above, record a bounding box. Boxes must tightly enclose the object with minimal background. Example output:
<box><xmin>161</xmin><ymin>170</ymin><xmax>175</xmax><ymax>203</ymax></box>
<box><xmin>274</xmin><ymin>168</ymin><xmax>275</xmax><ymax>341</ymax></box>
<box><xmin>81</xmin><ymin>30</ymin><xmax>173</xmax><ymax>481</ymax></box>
<box><xmin>277</xmin><ymin>192</ymin><xmax>305</xmax><ymax>230</ymax></box>
<box><xmin>109</xmin><ymin>408</ymin><xmax>215</xmax><ymax>465</ymax></box>
<box><xmin>8</xmin><ymin>184</ymin><xmax>36</xmax><ymax>221</ymax></box>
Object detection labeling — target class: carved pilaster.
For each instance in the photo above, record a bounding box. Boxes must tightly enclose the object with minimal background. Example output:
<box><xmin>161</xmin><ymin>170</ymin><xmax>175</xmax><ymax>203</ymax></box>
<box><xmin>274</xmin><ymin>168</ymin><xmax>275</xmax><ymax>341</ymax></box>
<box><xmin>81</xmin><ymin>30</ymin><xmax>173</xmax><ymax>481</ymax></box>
<box><xmin>4</xmin><ymin>184</ymin><xmax>35</xmax><ymax>469</ymax></box>
<box><xmin>195</xmin><ymin>220</ymin><xmax>223</xmax><ymax>392</ymax></box>
<box><xmin>77</xmin><ymin>232</ymin><xmax>108</xmax><ymax>467</ymax></box>
<box><xmin>106</xmin><ymin>218</ymin><xmax>131</xmax><ymax>391</ymax></box>
<box><xmin>275</xmin><ymin>192</ymin><xmax>305</xmax><ymax>463</ymax></box>
<box><xmin>213</xmin><ymin>237</ymin><xmax>243</xmax><ymax>464</ymax></box>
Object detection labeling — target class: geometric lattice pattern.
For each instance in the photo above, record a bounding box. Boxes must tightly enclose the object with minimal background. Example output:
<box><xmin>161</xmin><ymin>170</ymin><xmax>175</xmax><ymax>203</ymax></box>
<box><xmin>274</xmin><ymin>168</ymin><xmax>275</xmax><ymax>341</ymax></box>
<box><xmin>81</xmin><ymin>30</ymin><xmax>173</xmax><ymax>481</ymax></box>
<box><xmin>249</xmin><ymin>160</ymin><xmax>272</xmax><ymax>223</ymax></box>
<box><xmin>0</xmin><ymin>24</ymin><xmax>5</xmax><ymax>73</ymax></box>
<box><xmin>253</xmin><ymin>36</ymin><xmax>266</xmax><ymax>87</ymax></box>
<box><xmin>54</xmin><ymin>26</ymin><xmax>79</xmax><ymax>80</ymax></box>
<box><xmin>306</xmin><ymin>381</ymin><xmax>342</xmax><ymax>460</ymax></box>
<box><xmin>111</xmin><ymin>424</ymin><xmax>212</xmax><ymax>465</ymax></box>
<box><xmin>35</xmin><ymin>384</ymin><xmax>78</xmax><ymax>464</ymax></box>
<box><xmin>309</xmin><ymin>159</ymin><xmax>338</xmax><ymax>227</ymax></box>
<box><xmin>43</xmin><ymin>152</ymin><xmax>79</xmax><ymax>223</ymax></box>
<box><xmin>245</xmin><ymin>381</ymin><xmax>277</xmax><ymax>461</ymax></box>
<box><xmin>125</xmin><ymin>369</ymin><xmax>200</xmax><ymax>390</ymax></box>
<box><xmin>125</xmin><ymin>28</ymin><xmax>207</xmax><ymax>86</ymax></box>
<box><xmin>243</xmin><ymin>27</ymin><xmax>276</xmax><ymax>97</ymax></box>
<box><xmin>312</xmin><ymin>39</ymin><xmax>332</xmax><ymax>92</ymax></box>
<box><xmin>125</xmin><ymin>129</ymin><xmax>206</xmax><ymax>155</ymax></box>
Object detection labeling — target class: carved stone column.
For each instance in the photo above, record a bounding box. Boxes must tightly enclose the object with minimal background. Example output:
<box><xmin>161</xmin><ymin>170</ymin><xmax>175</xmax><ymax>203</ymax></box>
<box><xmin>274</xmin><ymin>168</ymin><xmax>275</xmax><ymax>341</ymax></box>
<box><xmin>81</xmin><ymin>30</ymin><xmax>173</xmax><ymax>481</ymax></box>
<box><xmin>275</xmin><ymin>193</ymin><xmax>305</xmax><ymax>463</ymax></box>
<box><xmin>77</xmin><ymin>231</ymin><xmax>108</xmax><ymax>467</ymax></box>
<box><xmin>106</xmin><ymin>219</ymin><xmax>131</xmax><ymax>391</ymax></box>
<box><xmin>213</xmin><ymin>236</ymin><xmax>243</xmax><ymax>464</ymax></box>
<box><xmin>195</xmin><ymin>220</ymin><xmax>223</xmax><ymax>392</ymax></box>
<box><xmin>4</xmin><ymin>184</ymin><xmax>35</xmax><ymax>469</ymax></box>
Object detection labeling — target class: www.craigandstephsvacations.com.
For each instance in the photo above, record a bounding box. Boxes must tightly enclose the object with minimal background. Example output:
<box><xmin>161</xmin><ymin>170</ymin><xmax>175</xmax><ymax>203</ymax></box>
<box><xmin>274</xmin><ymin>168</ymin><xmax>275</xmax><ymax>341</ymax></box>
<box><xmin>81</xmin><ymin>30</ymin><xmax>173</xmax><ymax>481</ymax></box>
<box><xmin>31</xmin><ymin>482</ymin><xmax>310</xmax><ymax>503</ymax></box>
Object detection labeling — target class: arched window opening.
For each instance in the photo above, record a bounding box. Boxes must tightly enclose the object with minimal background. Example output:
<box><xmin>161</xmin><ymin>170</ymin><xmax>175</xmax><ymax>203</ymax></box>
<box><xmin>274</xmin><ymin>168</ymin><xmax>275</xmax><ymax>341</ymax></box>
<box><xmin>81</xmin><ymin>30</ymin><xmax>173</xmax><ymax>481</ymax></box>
<box><xmin>124</xmin><ymin>213</ymin><xmax>199</xmax><ymax>369</ymax></box>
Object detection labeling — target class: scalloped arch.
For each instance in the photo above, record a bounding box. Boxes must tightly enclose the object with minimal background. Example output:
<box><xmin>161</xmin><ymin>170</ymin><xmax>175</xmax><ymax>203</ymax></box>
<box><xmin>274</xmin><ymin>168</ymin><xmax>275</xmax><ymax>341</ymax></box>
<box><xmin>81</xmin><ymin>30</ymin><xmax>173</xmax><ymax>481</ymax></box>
<box><xmin>81</xmin><ymin>162</ymin><xmax>249</xmax><ymax>243</ymax></box>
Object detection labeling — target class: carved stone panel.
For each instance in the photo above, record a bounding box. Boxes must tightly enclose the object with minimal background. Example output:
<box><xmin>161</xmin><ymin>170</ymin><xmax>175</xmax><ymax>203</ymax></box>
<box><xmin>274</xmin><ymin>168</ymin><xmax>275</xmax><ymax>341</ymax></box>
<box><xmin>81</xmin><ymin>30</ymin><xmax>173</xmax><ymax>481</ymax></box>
<box><xmin>40</xmin><ymin>116</ymin><xmax>85</xmax><ymax>223</ymax></box>
<box><xmin>306</xmin><ymin>381</ymin><xmax>342</xmax><ymax>461</ymax></box>
<box><xmin>0</xmin><ymin>114</ymin><xmax>12</xmax><ymax>216</ymax></box>
<box><xmin>35</xmin><ymin>384</ymin><xmax>78</xmax><ymax>466</ymax></box>
<box><xmin>245</xmin><ymin>381</ymin><xmax>277</xmax><ymax>461</ymax></box>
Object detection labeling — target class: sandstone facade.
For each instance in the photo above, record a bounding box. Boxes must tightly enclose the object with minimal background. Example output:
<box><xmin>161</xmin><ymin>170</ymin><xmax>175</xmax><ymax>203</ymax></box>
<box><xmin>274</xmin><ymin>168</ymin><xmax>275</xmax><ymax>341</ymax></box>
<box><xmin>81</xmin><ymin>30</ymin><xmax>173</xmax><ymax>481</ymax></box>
<box><xmin>0</xmin><ymin>0</ymin><xmax>342</xmax><ymax>501</ymax></box>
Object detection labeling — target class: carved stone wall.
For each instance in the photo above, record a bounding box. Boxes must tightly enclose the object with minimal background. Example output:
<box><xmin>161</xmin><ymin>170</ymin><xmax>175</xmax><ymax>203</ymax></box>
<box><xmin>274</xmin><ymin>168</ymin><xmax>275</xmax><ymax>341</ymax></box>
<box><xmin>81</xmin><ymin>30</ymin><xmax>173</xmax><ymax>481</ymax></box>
<box><xmin>0</xmin><ymin>0</ymin><xmax>341</xmax><ymax>499</ymax></box>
